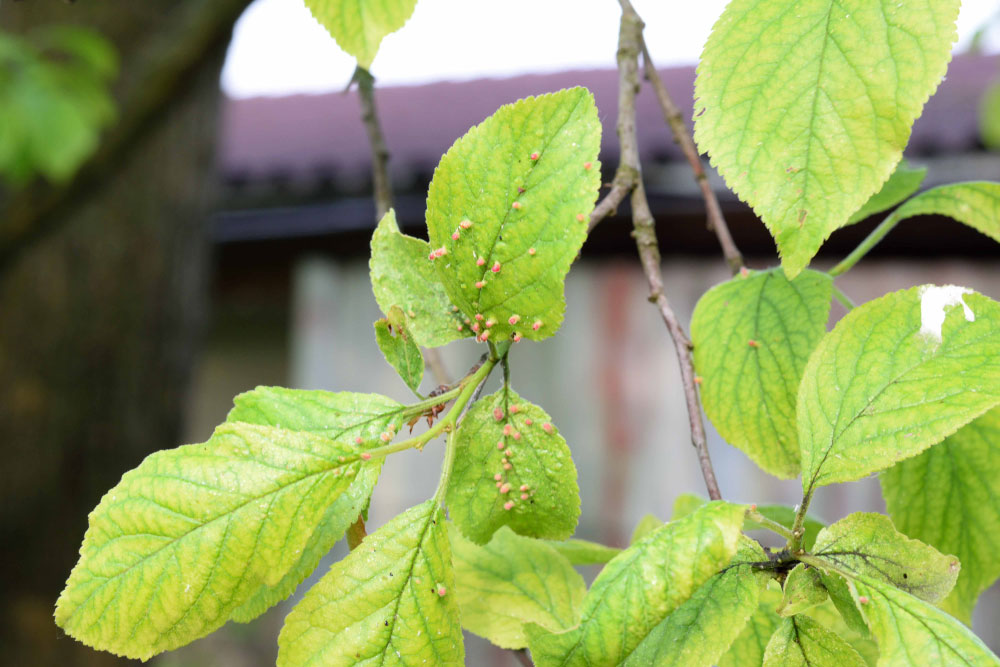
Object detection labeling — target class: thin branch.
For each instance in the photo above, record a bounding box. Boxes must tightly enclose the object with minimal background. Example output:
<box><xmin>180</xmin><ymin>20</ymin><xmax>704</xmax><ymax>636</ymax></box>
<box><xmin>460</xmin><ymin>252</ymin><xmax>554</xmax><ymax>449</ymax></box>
<box><xmin>614</xmin><ymin>0</ymin><xmax>722</xmax><ymax>501</ymax></box>
<box><xmin>638</xmin><ymin>39</ymin><xmax>744</xmax><ymax>275</ymax></box>
<box><xmin>828</xmin><ymin>210</ymin><xmax>901</xmax><ymax>277</ymax></box>
<box><xmin>354</xmin><ymin>67</ymin><xmax>393</xmax><ymax>219</ymax></box>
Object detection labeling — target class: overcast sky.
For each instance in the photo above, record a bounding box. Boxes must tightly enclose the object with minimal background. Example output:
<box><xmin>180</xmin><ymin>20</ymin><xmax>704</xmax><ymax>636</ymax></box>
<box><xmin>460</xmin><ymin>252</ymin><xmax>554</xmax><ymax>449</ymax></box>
<box><xmin>222</xmin><ymin>0</ymin><xmax>1000</xmax><ymax>98</ymax></box>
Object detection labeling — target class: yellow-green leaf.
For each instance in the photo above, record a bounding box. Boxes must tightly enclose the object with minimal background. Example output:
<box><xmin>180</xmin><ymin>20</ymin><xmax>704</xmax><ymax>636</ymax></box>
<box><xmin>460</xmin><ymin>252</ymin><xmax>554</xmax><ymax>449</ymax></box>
<box><xmin>764</xmin><ymin>615</ymin><xmax>866</xmax><ymax>667</ymax></box>
<box><xmin>888</xmin><ymin>182</ymin><xmax>1000</xmax><ymax>245</ymax></box>
<box><xmin>277</xmin><ymin>501</ymin><xmax>463</xmax><ymax>666</ymax></box>
<box><xmin>881</xmin><ymin>407</ymin><xmax>1000</xmax><ymax>623</ymax></box>
<box><xmin>55</xmin><ymin>422</ymin><xmax>378</xmax><ymax>660</ymax></box>
<box><xmin>425</xmin><ymin>87</ymin><xmax>602</xmax><ymax>342</ymax></box>
<box><xmin>778</xmin><ymin>564</ymin><xmax>828</xmax><ymax>617</ymax></box>
<box><xmin>798</xmin><ymin>286</ymin><xmax>1000</xmax><ymax>491</ymax></box>
<box><xmin>847</xmin><ymin>161</ymin><xmax>927</xmax><ymax>225</ymax></box>
<box><xmin>695</xmin><ymin>0</ymin><xmax>960</xmax><ymax>277</ymax></box>
<box><xmin>304</xmin><ymin>0</ymin><xmax>417</xmax><ymax>69</ymax></box>
<box><xmin>450</xmin><ymin>527</ymin><xmax>585</xmax><ymax>650</ymax></box>
<box><xmin>692</xmin><ymin>268</ymin><xmax>832</xmax><ymax>477</ymax></box>
<box><xmin>374</xmin><ymin>310</ymin><xmax>424</xmax><ymax>394</ymax></box>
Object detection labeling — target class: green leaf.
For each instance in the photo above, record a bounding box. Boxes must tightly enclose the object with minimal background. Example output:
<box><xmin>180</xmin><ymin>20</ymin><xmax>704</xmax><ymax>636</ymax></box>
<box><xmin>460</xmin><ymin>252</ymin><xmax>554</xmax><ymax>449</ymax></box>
<box><xmin>850</xmin><ymin>575</ymin><xmax>1000</xmax><ymax>666</ymax></box>
<box><xmin>694</xmin><ymin>0</ymin><xmax>961</xmax><ymax>277</ymax></box>
<box><xmin>692</xmin><ymin>268</ymin><xmax>832</xmax><ymax>478</ymax></box>
<box><xmin>277</xmin><ymin>501</ymin><xmax>463</xmax><ymax>666</ymax></box>
<box><xmin>370</xmin><ymin>209</ymin><xmax>467</xmax><ymax>348</ymax></box>
<box><xmin>980</xmin><ymin>82</ymin><xmax>1000</xmax><ymax>150</ymax></box>
<box><xmin>525</xmin><ymin>501</ymin><xmax>745</xmax><ymax>667</ymax></box>
<box><xmin>811</xmin><ymin>512</ymin><xmax>959</xmax><ymax>604</ymax></box>
<box><xmin>888</xmin><ymin>182</ymin><xmax>1000</xmax><ymax>245</ymax></box>
<box><xmin>425</xmin><ymin>87</ymin><xmax>602</xmax><ymax>342</ymax></box>
<box><xmin>629</xmin><ymin>513</ymin><xmax>664</xmax><ymax>545</ymax></box>
<box><xmin>798</xmin><ymin>285</ymin><xmax>1000</xmax><ymax>491</ymax></box>
<box><xmin>374</xmin><ymin>309</ymin><xmax>424</xmax><ymax>394</ymax></box>
<box><xmin>228</xmin><ymin>385</ymin><xmax>406</xmax><ymax>443</ymax></box>
<box><xmin>450</xmin><ymin>527</ymin><xmax>585</xmax><ymax>650</ymax></box>
<box><xmin>446</xmin><ymin>386</ymin><xmax>579</xmax><ymax>544</ymax></box>
<box><xmin>624</xmin><ymin>539</ymin><xmax>770</xmax><ymax>666</ymax></box>
<box><xmin>764</xmin><ymin>615</ymin><xmax>866</xmax><ymax>667</ymax></box>
<box><xmin>540</xmin><ymin>538</ymin><xmax>621</xmax><ymax>566</ymax></box>
<box><xmin>881</xmin><ymin>407</ymin><xmax>1000</xmax><ymax>623</ymax></box>
<box><xmin>671</xmin><ymin>492</ymin><xmax>708</xmax><ymax>520</ymax></box>
<box><xmin>303</xmin><ymin>0</ymin><xmax>417</xmax><ymax>69</ymax></box>
<box><xmin>819</xmin><ymin>572</ymin><xmax>870</xmax><ymax>639</ymax></box>
<box><xmin>55</xmin><ymin>422</ymin><xmax>379</xmax><ymax>660</ymax></box>
<box><xmin>746</xmin><ymin>504</ymin><xmax>825</xmax><ymax>551</ymax></box>
<box><xmin>719</xmin><ymin>585</ymin><xmax>783</xmax><ymax>667</ymax></box>
<box><xmin>847</xmin><ymin>162</ymin><xmax>927</xmax><ymax>225</ymax></box>
<box><xmin>778</xmin><ymin>564</ymin><xmax>828</xmax><ymax>617</ymax></box>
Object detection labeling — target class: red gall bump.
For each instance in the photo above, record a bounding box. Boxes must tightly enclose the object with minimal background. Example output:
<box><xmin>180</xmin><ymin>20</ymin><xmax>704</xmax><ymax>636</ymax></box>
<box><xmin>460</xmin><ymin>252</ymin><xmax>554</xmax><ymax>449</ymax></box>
<box><xmin>479</xmin><ymin>330</ymin><xmax>491</xmax><ymax>341</ymax></box>
<box><xmin>452</xmin><ymin>305</ymin><xmax>460</xmax><ymax>312</ymax></box>
<box><xmin>542</xmin><ymin>422</ymin><xmax>553</xmax><ymax>434</ymax></box>
<box><xmin>524</xmin><ymin>418</ymin><xmax>533</xmax><ymax>426</ymax></box>
<box><xmin>471</xmin><ymin>322</ymin><xmax>481</xmax><ymax>333</ymax></box>
<box><xmin>521</xmin><ymin>493</ymin><xmax>529</xmax><ymax>500</ymax></box>
<box><xmin>380</xmin><ymin>432</ymin><xmax>391</xmax><ymax>442</ymax></box>
<box><xmin>361</xmin><ymin>452</ymin><xmax>372</xmax><ymax>460</ymax></box>
<box><xmin>491</xmin><ymin>261</ymin><xmax>501</xmax><ymax>273</ymax></box>
<box><xmin>748</xmin><ymin>339</ymin><xmax>760</xmax><ymax>348</ymax></box>
<box><xmin>451</xmin><ymin>232</ymin><xmax>460</xmax><ymax>241</ymax></box>
<box><xmin>496</xmin><ymin>481</ymin><xmax>502</xmax><ymax>488</ymax></box>
<box><xmin>509</xmin><ymin>315</ymin><xmax>521</xmax><ymax>325</ymax></box>
<box><xmin>694</xmin><ymin>376</ymin><xmax>703</xmax><ymax>385</ymax></box>
<box><xmin>504</xmin><ymin>449</ymin><xmax>512</xmax><ymax>457</ymax></box>
<box><xmin>460</xmin><ymin>219</ymin><xmax>472</xmax><ymax>229</ymax></box>
<box><xmin>457</xmin><ymin>323</ymin><xmax>464</xmax><ymax>331</ymax></box>
<box><xmin>584</xmin><ymin>162</ymin><xmax>593</xmax><ymax>170</ymax></box>
<box><xmin>510</xmin><ymin>404</ymin><xmax>520</xmax><ymax>413</ymax></box>
<box><xmin>500</xmin><ymin>483</ymin><xmax>511</xmax><ymax>494</ymax></box>
<box><xmin>501</xmin><ymin>457</ymin><xmax>508</xmax><ymax>464</ymax></box>
<box><xmin>513</xmin><ymin>431</ymin><xmax>522</xmax><ymax>440</ymax></box>
<box><xmin>528</xmin><ymin>247</ymin><xmax>536</xmax><ymax>256</ymax></box>
<box><xmin>576</xmin><ymin>213</ymin><xmax>585</xmax><ymax>222</ymax></box>
<box><xmin>494</xmin><ymin>473</ymin><xmax>502</xmax><ymax>481</ymax></box>
<box><xmin>475</xmin><ymin>313</ymin><xmax>484</xmax><ymax>321</ymax></box>
<box><xmin>512</xmin><ymin>202</ymin><xmax>522</xmax><ymax>210</ymax></box>
<box><xmin>749</xmin><ymin>503</ymin><xmax>757</xmax><ymax>511</ymax></box>
<box><xmin>437</xmin><ymin>585</ymin><xmax>447</xmax><ymax>597</ymax></box>
<box><xmin>428</xmin><ymin>252</ymin><xmax>435</xmax><ymax>261</ymax></box>
<box><xmin>497</xmin><ymin>441</ymin><xmax>505</xmax><ymax>450</ymax></box>
<box><xmin>355</xmin><ymin>436</ymin><xmax>363</xmax><ymax>445</ymax></box>
<box><xmin>503</xmin><ymin>424</ymin><xmax>513</xmax><ymax>436</ymax></box>
<box><xmin>740</xmin><ymin>266</ymin><xmax>749</xmax><ymax>277</ymax></box>
<box><xmin>530</xmin><ymin>152</ymin><xmax>540</xmax><ymax>160</ymax></box>
<box><xmin>503</xmin><ymin>501</ymin><xmax>515</xmax><ymax>511</ymax></box>
<box><xmin>532</xmin><ymin>320</ymin><xmax>543</xmax><ymax>331</ymax></box>
<box><xmin>485</xmin><ymin>319</ymin><xmax>496</xmax><ymax>328</ymax></box>
<box><xmin>513</xmin><ymin>332</ymin><xmax>523</xmax><ymax>342</ymax></box>
<box><xmin>858</xmin><ymin>596</ymin><xmax>869</xmax><ymax>605</ymax></box>
<box><xmin>519</xmin><ymin>484</ymin><xmax>528</xmax><ymax>492</ymax></box>
<box><xmin>494</xmin><ymin>407</ymin><xmax>505</xmax><ymax>421</ymax></box>
<box><xmin>503</xmin><ymin>462</ymin><xmax>512</xmax><ymax>470</ymax></box>
<box><xmin>475</xmin><ymin>281</ymin><xmax>486</xmax><ymax>289</ymax></box>
<box><xmin>476</xmin><ymin>257</ymin><xmax>486</xmax><ymax>266</ymax></box>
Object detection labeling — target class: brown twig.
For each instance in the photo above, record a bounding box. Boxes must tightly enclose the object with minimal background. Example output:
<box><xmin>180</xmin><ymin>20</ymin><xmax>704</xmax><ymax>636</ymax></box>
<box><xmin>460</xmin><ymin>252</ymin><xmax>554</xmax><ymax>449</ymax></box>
<box><xmin>354</xmin><ymin>67</ymin><xmax>394</xmax><ymax>219</ymax></box>
<box><xmin>638</xmin><ymin>40</ymin><xmax>744</xmax><ymax>275</ymax></box>
<box><xmin>614</xmin><ymin>0</ymin><xmax>722</xmax><ymax>501</ymax></box>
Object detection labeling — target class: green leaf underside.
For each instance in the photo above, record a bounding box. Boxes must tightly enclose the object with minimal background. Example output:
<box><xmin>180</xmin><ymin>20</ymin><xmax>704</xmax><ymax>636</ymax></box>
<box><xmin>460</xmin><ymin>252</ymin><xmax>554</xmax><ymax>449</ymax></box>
<box><xmin>446</xmin><ymin>386</ymin><xmax>579</xmax><ymax>545</ymax></box>
<box><xmin>304</xmin><ymin>0</ymin><xmax>417</xmax><ymax>69</ymax></box>
<box><xmin>819</xmin><ymin>572</ymin><xmax>871</xmax><ymax>639</ymax></box>
<box><xmin>889</xmin><ymin>182</ymin><xmax>1000</xmax><ymax>245</ymax></box>
<box><xmin>778</xmin><ymin>563</ymin><xmax>828</xmax><ymax>617</ymax></box>
<box><xmin>55</xmin><ymin>422</ymin><xmax>378</xmax><ymax>660</ymax></box>
<box><xmin>374</xmin><ymin>314</ymin><xmax>424</xmax><ymax>393</ymax></box>
<box><xmin>425</xmin><ymin>87</ymin><xmax>602</xmax><ymax>342</ymax></box>
<box><xmin>692</xmin><ymin>268</ymin><xmax>832</xmax><ymax>478</ymax></box>
<box><xmin>847</xmin><ymin>161</ymin><xmax>927</xmax><ymax>225</ymax></box>
<box><xmin>719</xmin><ymin>585</ymin><xmax>783</xmax><ymax>667</ymax></box>
<box><xmin>540</xmin><ymin>538</ymin><xmax>621</xmax><ymax>566</ymax></box>
<box><xmin>525</xmin><ymin>501</ymin><xmax>745</xmax><ymax>667</ymax></box>
<box><xmin>764</xmin><ymin>615</ymin><xmax>866</xmax><ymax>667</ymax></box>
<box><xmin>812</xmin><ymin>512</ymin><xmax>958</xmax><ymax>604</ymax></box>
<box><xmin>881</xmin><ymin>407</ymin><xmax>1000</xmax><ymax>623</ymax></box>
<box><xmin>624</xmin><ymin>539</ymin><xmax>770</xmax><ymax>666</ymax></box>
<box><xmin>629</xmin><ymin>513</ymin><xmax>664</xmax><ymax>545</ymax></box>
<box><xmin>850</xmin><ymin>575</ymin><xmax>1000</xmax><ymax>666</ymax></box>
<box><xmin>228</xmin><ymin>386</ymin><xmax>406</xmax><ymax>443</ymax></box>
<box><xmin>798</xmin><ymin>286</ymin><xmax>1000</xmax><ymax>491</ymax></box>
<box><xmin>694</xmin><ymin>0</ymin><xmax>960</xmax><ymax>277</ymax></box>
<box><xmin>277</xmin><ymin>501</ymin><xmax>463</xmax><ymax>666</ymax></box>
<box><xmin>747</xmin><ymin>504</ymin><xmax>825</xmax><ymax>551</ymax></box>
<box><xmin>450</xmin><ymin>527</ymin><xmax>585</xmax><ymax>649</ymax></box>
<box><xmin>370</xmin><ymin>210</ymin><xmax>467</xmax><ymax>348</ymax></box>
<box><xmin>981</xmin><ymin>83</ymin><xmax>1000</xmax><ymax>150</ymax></box>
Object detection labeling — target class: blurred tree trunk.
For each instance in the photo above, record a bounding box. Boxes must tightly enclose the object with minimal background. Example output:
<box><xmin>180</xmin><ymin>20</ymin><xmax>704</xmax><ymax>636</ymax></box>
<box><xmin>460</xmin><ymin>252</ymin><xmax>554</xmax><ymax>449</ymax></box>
<box><xmin>0</xmin><ymin>2</ymin><xmax>249</xmax><ymax>664</ymax></box>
